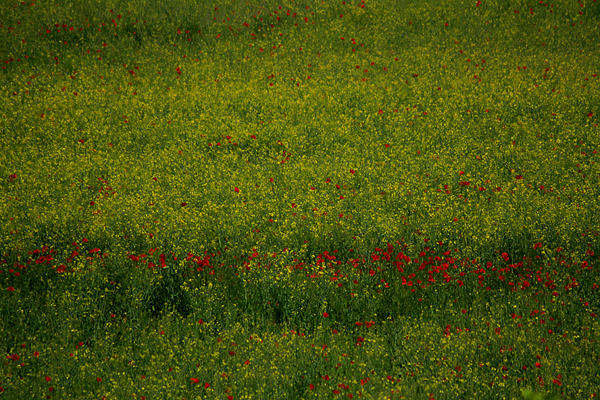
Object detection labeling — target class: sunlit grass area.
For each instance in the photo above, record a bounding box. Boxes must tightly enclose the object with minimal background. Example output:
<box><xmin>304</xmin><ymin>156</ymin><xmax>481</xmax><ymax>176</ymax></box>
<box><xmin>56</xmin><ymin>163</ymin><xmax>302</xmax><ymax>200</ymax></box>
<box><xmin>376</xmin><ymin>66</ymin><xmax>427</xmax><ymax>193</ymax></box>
<box><xmin>1</xmin><ymin>0</ymin><xmax>599</xmax><ymax>398</ymax></box>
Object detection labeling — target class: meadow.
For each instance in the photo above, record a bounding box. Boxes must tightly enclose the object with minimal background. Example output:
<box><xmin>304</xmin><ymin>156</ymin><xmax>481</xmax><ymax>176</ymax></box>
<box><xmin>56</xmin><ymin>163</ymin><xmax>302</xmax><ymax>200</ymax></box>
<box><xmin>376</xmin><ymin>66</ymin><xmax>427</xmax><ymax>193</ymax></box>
<box><xmin>0</xmin><ymin>0</ymin><xmax>599</xmax><ymax>398</ymax></box>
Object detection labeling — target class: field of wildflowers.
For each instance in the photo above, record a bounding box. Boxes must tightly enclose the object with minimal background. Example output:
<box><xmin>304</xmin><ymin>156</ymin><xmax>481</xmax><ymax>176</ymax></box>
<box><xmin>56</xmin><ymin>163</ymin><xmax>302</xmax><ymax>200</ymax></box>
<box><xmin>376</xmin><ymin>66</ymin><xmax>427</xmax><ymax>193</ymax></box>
<box><xmin>1</xmin><ymin>0</ymin><xmax>599</xmax><ymax>398</ymax></box>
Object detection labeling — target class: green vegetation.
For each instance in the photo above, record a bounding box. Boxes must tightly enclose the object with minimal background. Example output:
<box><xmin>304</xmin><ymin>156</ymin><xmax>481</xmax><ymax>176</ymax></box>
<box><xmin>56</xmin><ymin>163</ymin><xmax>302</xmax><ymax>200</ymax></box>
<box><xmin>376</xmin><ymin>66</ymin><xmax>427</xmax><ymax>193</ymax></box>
<box><xmin>1</xmin><ymin>0</ymin><xmax>599</xmax><ymax>398</ymax></box>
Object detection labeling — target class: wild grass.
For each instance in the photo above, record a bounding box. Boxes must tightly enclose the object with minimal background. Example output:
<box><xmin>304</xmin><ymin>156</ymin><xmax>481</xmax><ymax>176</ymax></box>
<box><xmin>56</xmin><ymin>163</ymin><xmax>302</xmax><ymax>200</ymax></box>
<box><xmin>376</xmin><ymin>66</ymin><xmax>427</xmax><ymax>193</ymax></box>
<box><xmin>1</xmin><ymin>0</ymin><xmax>599</xmax><ymax>398</ymax></box>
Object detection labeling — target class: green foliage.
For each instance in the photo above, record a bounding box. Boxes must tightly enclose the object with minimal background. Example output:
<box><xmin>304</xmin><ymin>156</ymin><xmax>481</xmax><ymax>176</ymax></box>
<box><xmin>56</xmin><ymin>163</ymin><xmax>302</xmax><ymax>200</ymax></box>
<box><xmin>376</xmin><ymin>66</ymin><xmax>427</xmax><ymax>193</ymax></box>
<box><xmin>0</xmin><ymin>0</ymin><xmax>599</xmax><ymax>398</ymax></box>
<box><xmin>522</xmin><ymin>388</ymin><xmax>563</xmax><ymax>400</ymax></box>
<box><xmin>141</xmin><ymin>264</ymin><xmax>192</xmax><ymax>319</ymax></box>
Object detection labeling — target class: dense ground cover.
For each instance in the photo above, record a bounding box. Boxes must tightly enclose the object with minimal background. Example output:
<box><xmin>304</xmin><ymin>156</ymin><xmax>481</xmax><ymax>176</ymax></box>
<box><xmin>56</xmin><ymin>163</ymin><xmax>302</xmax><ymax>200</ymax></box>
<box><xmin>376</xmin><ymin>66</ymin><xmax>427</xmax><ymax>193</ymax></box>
<box><xmin>1</xmin><ymin>0</ymin><xmax>599</xmax><ymax>398</ymax></box>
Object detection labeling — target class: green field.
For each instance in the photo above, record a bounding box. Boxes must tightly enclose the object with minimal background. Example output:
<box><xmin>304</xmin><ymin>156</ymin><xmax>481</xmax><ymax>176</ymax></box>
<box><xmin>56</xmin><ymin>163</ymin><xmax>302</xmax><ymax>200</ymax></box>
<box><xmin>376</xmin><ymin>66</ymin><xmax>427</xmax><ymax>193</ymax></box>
<box><xmin>1</xmin><ymin>0</ymin><xmax>599</xmax><ymax>398</ymax></box>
